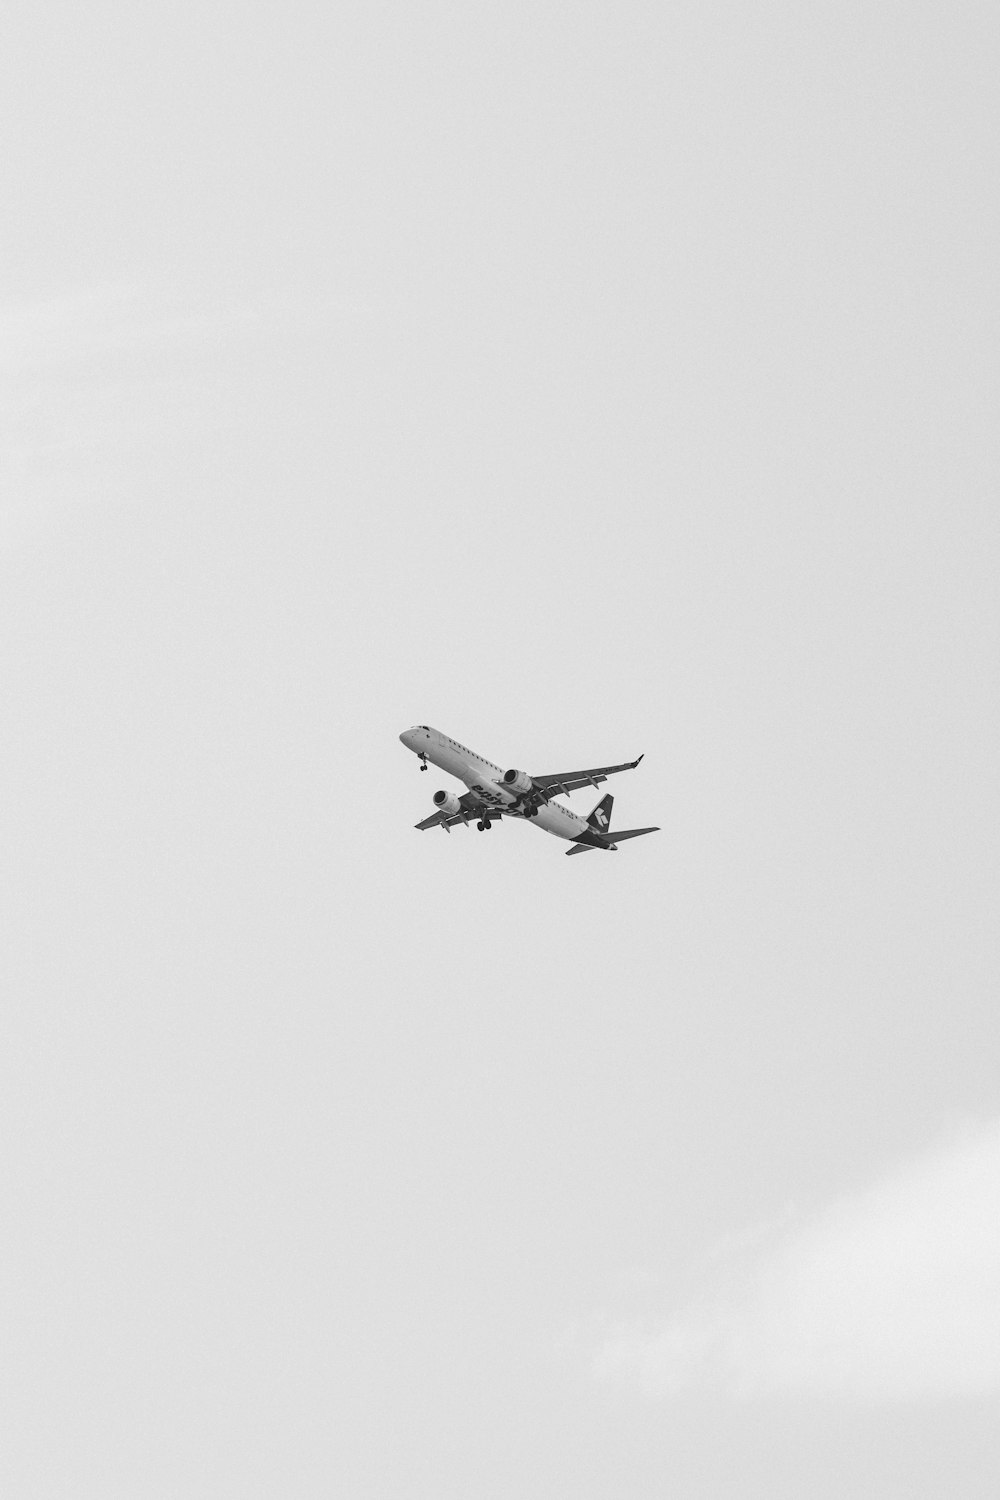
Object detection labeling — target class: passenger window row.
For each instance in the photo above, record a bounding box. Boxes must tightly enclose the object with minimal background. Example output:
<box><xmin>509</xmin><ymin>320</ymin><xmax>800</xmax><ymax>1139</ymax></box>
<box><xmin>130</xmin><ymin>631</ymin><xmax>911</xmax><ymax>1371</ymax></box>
<box><xmin>443</xmin><ymin>735</ymin><xmax>502</xmax><ymax>776</ymax></box>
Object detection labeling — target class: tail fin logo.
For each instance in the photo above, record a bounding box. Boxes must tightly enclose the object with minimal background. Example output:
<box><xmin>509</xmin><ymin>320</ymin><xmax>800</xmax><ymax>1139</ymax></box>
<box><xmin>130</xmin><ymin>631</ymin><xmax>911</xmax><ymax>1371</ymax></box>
<box><xmin>587</xmin><ymin>793</ymin><xmax>613</xmax><ymax>831</ymax></box>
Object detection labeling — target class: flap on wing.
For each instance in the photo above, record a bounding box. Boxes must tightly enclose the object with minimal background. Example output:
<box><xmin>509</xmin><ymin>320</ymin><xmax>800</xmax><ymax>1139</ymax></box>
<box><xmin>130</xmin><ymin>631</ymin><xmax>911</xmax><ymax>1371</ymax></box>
<box><xmin>531</xmin><ymin>755</ymin><xmax>643</xmax><ymax>796</ymax></box>
<box><xmin>445</xmin><ymin>809</ymin><xmax>503</xmax><ymax>828</ymax></box>
<box><xmin>415</xmin><ymin>792</ymin><xmax>504</xmax><ymax>831</ymax></box>
<box><xmin>414</xmin><ymin>811</ymin><xmax>447</xmax><ymax>830</ymax></box>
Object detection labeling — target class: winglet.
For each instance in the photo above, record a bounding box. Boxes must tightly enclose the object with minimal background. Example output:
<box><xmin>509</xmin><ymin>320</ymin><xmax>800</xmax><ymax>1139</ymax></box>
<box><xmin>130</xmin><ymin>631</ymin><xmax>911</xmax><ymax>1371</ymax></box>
<box><xmin>631</xmin><ymin>753</ymin><xmax>644</xmax><ymax>768</ymax></box>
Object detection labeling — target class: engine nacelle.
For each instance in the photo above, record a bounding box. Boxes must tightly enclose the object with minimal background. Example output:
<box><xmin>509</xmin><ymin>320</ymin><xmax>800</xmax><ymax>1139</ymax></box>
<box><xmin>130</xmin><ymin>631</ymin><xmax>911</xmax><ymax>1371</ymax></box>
<box><xmin>502</xmin><ymin>768</ymin><xmax>533</xmax><ymax>795</ymax></box>
<box><xmin>432</xmin><ymin>789</ymin><xmax>462</xmax><ymax>817</ymax></box>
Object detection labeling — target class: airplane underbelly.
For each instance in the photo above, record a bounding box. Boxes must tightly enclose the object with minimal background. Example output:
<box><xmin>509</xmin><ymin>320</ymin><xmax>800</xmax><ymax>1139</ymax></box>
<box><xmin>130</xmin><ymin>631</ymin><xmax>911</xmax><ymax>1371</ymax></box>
<box><xmin>429</xmin><ymin>748</ymin><xmax>461</xmax><ymax>777</ymax></box>
<box><xmin>534</xmin><ymin>803</ymin><xmax>575</xmax><ymax>840</ymax></box>
<box><xmin>467</xmin><ymin>775</ymin><xmax>514</xmax><ymax>807</ymax></box>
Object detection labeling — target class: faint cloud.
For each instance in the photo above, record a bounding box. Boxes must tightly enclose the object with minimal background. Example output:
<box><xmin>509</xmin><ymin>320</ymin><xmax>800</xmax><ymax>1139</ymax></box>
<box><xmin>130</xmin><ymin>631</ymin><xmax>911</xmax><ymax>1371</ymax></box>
<box><xmin>592</xmin><ymin>1120</ymin><xmax>1000</xmax><ymax>1402</ymax></box>
<box><xmin>0</xmin><ymin>281</ymin><xmax>374</xmax><ymax>550</ymax></box>
<box><xmin>1</xmin><ymin>283</ymin><xmax>238</xmax><ymax>377</ymax></box>
<box><xmin>0</xmin><ymin>281</ymin><xmax>375</xmax><ymax>372</ymax></box>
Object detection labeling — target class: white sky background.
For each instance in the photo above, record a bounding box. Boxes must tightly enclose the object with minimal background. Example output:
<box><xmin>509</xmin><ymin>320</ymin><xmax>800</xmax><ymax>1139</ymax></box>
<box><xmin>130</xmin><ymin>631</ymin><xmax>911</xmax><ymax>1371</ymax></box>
<box><xmin>2</xmin><ymin>3</ymin><xmax>998</xmax><ymax>1495</ymax></box>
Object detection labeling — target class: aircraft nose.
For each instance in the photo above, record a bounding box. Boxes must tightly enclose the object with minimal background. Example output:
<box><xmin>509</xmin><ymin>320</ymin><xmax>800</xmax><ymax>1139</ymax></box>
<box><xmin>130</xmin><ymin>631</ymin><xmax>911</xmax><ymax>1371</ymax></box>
<box><xmin>399</xmin><ymin>729</ymin><xmax>414</xmax><ymax>747</ymax></box>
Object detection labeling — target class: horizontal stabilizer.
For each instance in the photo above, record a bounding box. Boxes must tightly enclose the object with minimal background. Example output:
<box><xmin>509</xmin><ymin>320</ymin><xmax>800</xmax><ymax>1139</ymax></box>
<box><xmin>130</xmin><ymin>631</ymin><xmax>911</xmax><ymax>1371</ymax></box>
<box><xmin>608</xmin><ymin>826</ymin><xmax>659</xmax><ymax>842</ymax></box>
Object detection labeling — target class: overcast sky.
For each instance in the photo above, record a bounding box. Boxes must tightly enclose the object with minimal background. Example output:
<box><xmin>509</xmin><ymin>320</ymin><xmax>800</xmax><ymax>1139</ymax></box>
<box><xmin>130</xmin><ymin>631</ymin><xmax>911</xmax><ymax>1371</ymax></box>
<box><xmin>2</xmin><ymin>3</ymin><xmax>998</xmax><ymax>1496</ymax></box>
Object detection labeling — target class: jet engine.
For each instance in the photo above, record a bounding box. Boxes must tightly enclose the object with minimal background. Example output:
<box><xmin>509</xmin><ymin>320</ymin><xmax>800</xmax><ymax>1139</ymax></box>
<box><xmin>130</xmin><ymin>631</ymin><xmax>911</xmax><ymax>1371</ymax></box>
<box><xmin>502</xmin><ymin>768</ymin><xmax>533</xmax><ymax>795</ymax></box>
<box><xmin>432</xmin><ymin>789</ymin><xmax>462</xmax><ymax>817</ymax></box>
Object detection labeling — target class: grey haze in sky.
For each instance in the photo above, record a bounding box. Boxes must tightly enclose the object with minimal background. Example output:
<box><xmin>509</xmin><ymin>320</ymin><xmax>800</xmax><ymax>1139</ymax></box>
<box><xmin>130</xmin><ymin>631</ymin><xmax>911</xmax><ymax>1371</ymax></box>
<box><xmin>2</xmin><ymin>3</ymin><xmax>997</xmax><ymax>1496</ymax></box>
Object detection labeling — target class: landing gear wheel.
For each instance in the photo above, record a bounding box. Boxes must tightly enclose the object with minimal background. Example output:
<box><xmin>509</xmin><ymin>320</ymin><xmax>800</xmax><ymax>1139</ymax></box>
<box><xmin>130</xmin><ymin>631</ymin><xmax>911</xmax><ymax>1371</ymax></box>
<box><xmin>483</xmin><ymin>819</ymin><xmax>492</xmax><ymax>830</ymax></box>
<box><xmin>476</xmin><ymin>821</ymin><xmax>485</xmax><ymax>831</ymax></box>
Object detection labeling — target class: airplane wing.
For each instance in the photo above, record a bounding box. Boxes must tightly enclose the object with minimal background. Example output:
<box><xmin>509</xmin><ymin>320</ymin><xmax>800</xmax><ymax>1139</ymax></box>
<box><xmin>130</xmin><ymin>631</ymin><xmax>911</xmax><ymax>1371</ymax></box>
<box><xmin>529</xmin><ymin>754</ymin><xmax>644</xmax><ymax>799</ymax></box>
<box><xmin>414</xmin><ymin>792</ymin><xmax>504</xmax><ymax>831</ymax></box>
<box><xmin>415</xmin><ymin>811</ymin><xmax>448</xmax><ymax>830</ymax></box>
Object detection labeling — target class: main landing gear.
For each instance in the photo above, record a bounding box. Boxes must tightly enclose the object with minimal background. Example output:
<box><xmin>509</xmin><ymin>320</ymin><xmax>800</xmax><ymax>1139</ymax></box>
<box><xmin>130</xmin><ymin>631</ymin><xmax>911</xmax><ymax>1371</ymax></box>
<box><xmin>476</xmin><ymin>819</ymin><xmax>493</xmax><ymax>831</ymax></box>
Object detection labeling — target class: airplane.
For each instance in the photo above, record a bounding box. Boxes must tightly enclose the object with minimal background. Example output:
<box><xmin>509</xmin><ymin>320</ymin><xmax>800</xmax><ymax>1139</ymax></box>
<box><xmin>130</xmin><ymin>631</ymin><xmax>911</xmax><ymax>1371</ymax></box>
<box><xmin>399</xmin><ymin>725</ymin><xmax>658</xmax><ymax>855</ymax></box>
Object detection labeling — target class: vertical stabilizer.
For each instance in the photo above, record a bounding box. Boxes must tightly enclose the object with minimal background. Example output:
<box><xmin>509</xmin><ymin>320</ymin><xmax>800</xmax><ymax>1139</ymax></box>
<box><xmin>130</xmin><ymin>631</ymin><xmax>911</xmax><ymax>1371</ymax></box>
<box><xmin>587</xmin><ymin>793</ymin><xmax>614</xmax><ymax>832</ymax></box>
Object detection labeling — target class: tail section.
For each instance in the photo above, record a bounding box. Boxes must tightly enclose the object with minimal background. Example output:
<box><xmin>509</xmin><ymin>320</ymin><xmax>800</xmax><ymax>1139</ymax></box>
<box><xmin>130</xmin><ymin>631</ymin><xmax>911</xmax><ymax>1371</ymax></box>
<box><xmin>571</xmin><ymin>796</ymin><xmax>658</xmax><ymax>857</ymax></box>
<box><xmin>565</xmin><ymin>823</ymin><xmax>659</xmax><ymax>855</ymax></box>
<box><xmin>587</xmin><ymin>793</ymin><xmax>613</xmax><ymax>832</ymax></box>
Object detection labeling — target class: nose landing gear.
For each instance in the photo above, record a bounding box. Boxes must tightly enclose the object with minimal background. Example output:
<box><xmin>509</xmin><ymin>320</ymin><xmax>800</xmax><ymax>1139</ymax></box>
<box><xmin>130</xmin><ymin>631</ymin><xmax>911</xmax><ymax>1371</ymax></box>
<box><xmin>418</xmin><ymin>755</ymin><xmax>428</xmax><ymax>771</ymax></box>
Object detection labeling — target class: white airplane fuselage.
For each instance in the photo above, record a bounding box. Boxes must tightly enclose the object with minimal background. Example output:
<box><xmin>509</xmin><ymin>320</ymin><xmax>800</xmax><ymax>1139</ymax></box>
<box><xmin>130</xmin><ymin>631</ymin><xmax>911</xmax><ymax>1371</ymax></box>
<box><xmin>399</xmin><ymin>725</ymin><xmax>591</xmax><ymax>844</ymax></box>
